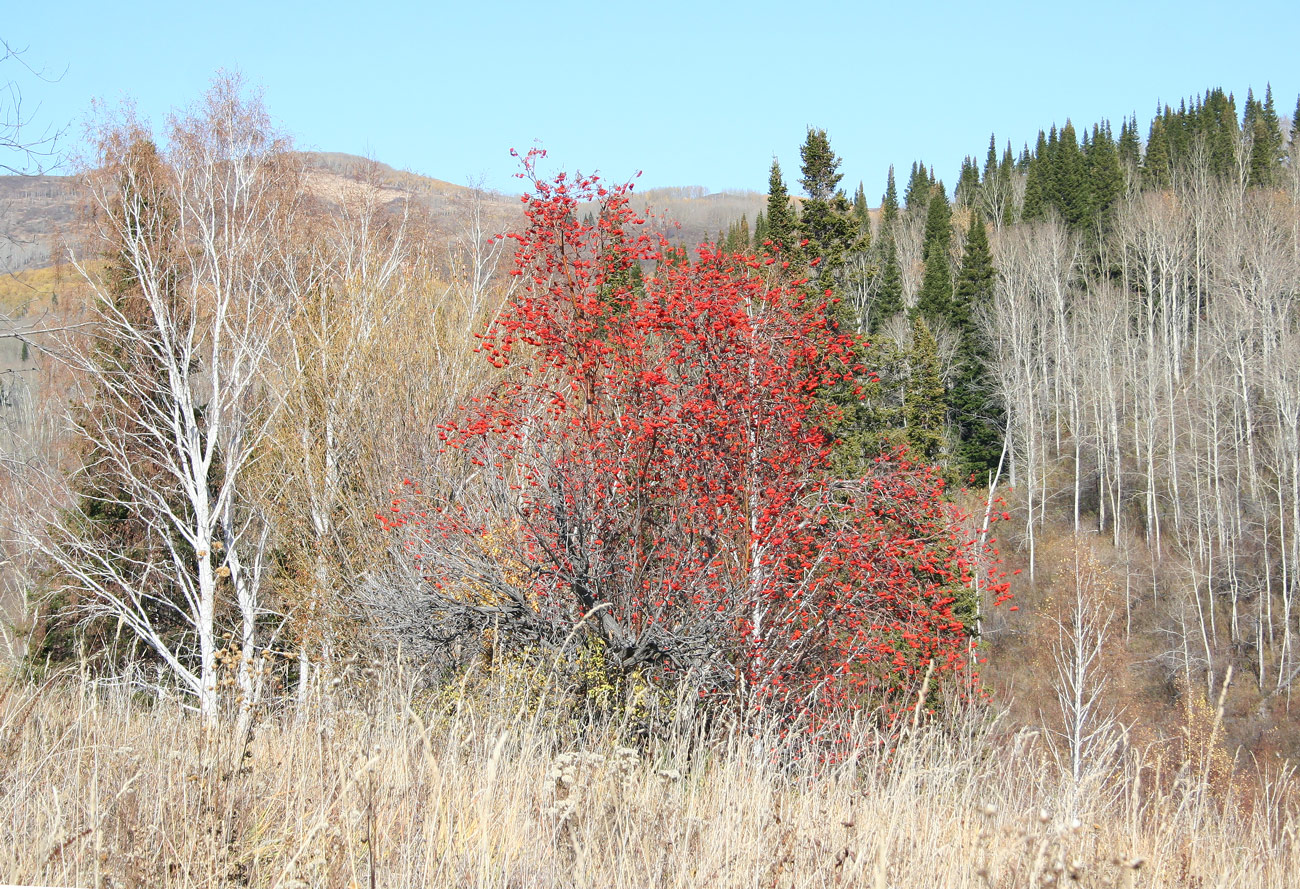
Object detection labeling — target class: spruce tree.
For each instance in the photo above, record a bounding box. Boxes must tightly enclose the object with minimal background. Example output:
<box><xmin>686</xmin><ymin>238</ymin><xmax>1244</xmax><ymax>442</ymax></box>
<box><xmin>1190</xmin><ymin>89</ymin><xmax>1239</xmax><ymax>178</ymax></box>
<box><xmin>1248</xmin><ymin>84</ymin><xmax>1284</xmax><ymax>187</ymax></box>
<box><xmin>955</xmin><ymin>156</ymin><xmax>981</xmax><ymax>209</ymax></box>
<box><xmin>1053</xmin><ymin>120</ymin><xmax>1087</xmax><ymax>227</ymax></box>
<box><xmin>47</xmin><ymin>136</ymin><xmax>192</xmax><ymax>668</ymax></box>
<box><xmin>798</xmin><ymin>128</ymin><xmax>843</xmax><ymax>200</ymax></box>
<box><xmin>998</xmin><ymin>143</ymin><xmax>1016</xmax><ymax>226</ymax></box>
<box><xmin>1142</xmin><ymin>115</ymin><xmax>1171</xmax><ymax>189</ymax></box>
<box><xmin>881</xmin><ymin>166</ymin><xmax>900</xmax><ymax>229</ymax></box>
<box><xmin>1117</xmin><ymin>114</ymin><xmax>1141</xmax><ymax>183</ymax></box>
<box><xmin>1022</xmin><ymin>131</ymin><xmax>1048</xmax><ymax>220</ymax></box>
<box><xmin>752</xmin><ymin>210</ymin><xmax>768</xmax><ymax>249</ymax></box>
<box><xmin>905</xmin><ymin>317</ymin><xmax>947</xmax><ymax>465</ymax></box>
<box><xmin>915</xmin><ymin>185</ymin><xmax>953</xmax><ymax>324</ymax></box>
<box><xmin>1086</xmin><ymin>122</ymin><xmax>1122</xmax><ymax>228</ymax></box>
<box><xmin>904</xmin><ymin>161</ymin><xmax>933</xmax><ymax>210</ymax></box>
<box><xmin>874</xmin><ymin>233</ymin><xmax>904</xmax><ymax>329</ymax></box>
<box><xmin>852</xmin><ymin>181</ymin><xmax>871</xmax><ymax>243</ymax></box>
<box><xmin>1291</xmin><ymin>95</ymin><xmax>1300</xmax><ymax>166</ymax></box>
<box><xmin>983</xmin><ymin>134</ymin><xmax>999</xmax><ymax>187</ymax></box>
<box><xmin>765</xmin><ymin>158</ymin><xmax>798</xmax><ymax>256</ymax></box>
<box><xmin>921</xmin><ymin>182</ymin><xmax>952</xmax><ymax>261</ymax></box>
<box><xmin>950</xmin><ymin>214</ymin><xmax>1003</xmax><ymax>476</ymax></box>
<box><xmin>797</xmin><ymin>128</ymin><xmax>856</xmax><ymax>277</ymax></box>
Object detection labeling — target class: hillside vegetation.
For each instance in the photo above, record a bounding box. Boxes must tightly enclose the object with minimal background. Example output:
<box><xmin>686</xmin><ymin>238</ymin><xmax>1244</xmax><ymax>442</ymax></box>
<box><xmin>1</xmin><ymin>76</ymin><xmax>1300</xmax><ymax>887</ymax></box>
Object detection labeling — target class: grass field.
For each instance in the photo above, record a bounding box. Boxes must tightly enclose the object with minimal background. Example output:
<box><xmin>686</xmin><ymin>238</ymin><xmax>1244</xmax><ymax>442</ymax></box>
<box><xmin>1</xmin><ymin>662</ymin><xmax>1295</xmax><ymax>889</ymax></box>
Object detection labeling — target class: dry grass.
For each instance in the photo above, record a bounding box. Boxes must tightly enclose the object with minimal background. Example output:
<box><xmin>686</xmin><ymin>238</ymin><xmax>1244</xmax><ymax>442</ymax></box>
<box><xmin>0</xmin><ymin>664</ymin><xmax>1296</xmax><ymax>889</ymax></box>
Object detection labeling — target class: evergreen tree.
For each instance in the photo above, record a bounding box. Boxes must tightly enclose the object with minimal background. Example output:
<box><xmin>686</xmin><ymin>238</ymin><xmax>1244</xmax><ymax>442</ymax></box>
<box><xmin>1117</xmin><ymin>114</ymin><xmax>1141</xmax><ymax>183</ymax></box>
<box><xmin>765</xmin><ymin>158</ymin><xmax>798</xmax><ymax>256</ymax></box>
<box><xmin>951</xmin><ymin>214</ymin><xmax>991</xmax><ymax>338</ymax></box>
<box><xmin>881</xmin><ymin>165</ymin><xmax>900</xmax><ymax>229</ymax></box>
<box><xmin>1142</xmin><ymin>114</ymin><xmax>1171</xmax><ymax>189</ymax></box>
<box><xmin>904</xmin><ymin>161</ymin><xmax>933</xmax><ymax>210</ymax></box>
<box><xmin>955</xmin><ymin>156</ymin><xmax>981</xmax><ymax>209</ymax></box>
<box><xmin>915</xmin><ymin>185</ymin><xmax>953</xmax><ymax>324</ymax></box>
<box><xmin>983</xmin><ymin>134</ymin><xmax>999</xmax><ymax>187</ymax></box>
<box><xmin>1086</xmin><ymin>122</ymin><xmax>1122</xmax><ymax>228</ymax></box>
<box><xmin>47</xmin><ymin>136</ymin><xmax>193</xmax><ymax>668</ymax></box>
<box><xmin>950</xmin><ymin>214</ymin><xmax>1003</xmax><ymax>476</ymax></box>
<box><xmin>1052</xmin><ymin>120</ymin><xmax>1088</xmax><ymax>227</ymax></box>
<box><xmin>998</xmin><ymin>143</ymin><xmax>1016</xmax><ymax>227</ymax></box>
<box><xmin>1022</xmin><ymin>131</ymin><xmax>1048</xmax><ymax>220</ymax></box>
<box><xmin>798</xmin><ymin>127</ymin><xmax>842</xmax><ymax>200</ymax></box>
<box><xmin>1017</xmin><ymin>143</ymin><xmax>1032</xmax><ymax>172</ymax></box>
<box><xmin>852</xmin><ymin>181</ymin><xmax>872</xmax><ymax>243</ymax></box>
<box><xmin>752</xmin><ymin>210</ymin><xmax>768</xmax><ymax>249</ymax></box>
<box><xmin>873</xmin><ymin>232</ymin><xmax>904</xmax><ymax>329</ymax></box>
<box><xmin>797</xmin><ymin>128</ymin><xmax>857</xmax><ymax>277</ymax></box>
<box><xmin>921</xmin><ymin>183</ymin><xmax>952</xmax><ymax>261</ymax></box>
<box><xmin>1292</xmin><ymin>95</ymin><xmax>1300</xmax><ymax>163</ymax></box>
<box><xmin>905</xmin><ymin>317</ymin><xmax>947</xmax><ymax>465</ymax></box>
<box><xmin>1248</xmin><ymin>84</ymin><xmax>1284</xmax><ymax>187</ymax></box>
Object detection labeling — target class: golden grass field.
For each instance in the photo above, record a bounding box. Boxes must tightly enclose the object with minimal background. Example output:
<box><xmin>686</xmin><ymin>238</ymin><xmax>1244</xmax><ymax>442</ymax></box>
<box><xmin>1</xmin><ymin>660</ymin><xmax>1295</xmax><ymax>889</ymax></box>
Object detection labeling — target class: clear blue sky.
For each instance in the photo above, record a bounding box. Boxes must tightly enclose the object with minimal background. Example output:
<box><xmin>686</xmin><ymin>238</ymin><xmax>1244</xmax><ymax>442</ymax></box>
<box><xmin>4</xmin><ymin>1</ymin><xmax>1297</xmax><ymax>197</ymax></box>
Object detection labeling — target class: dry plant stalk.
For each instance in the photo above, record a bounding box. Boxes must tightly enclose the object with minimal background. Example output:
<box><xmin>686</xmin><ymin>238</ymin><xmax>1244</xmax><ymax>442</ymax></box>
<box><xmin>0</xmin><ymin>668</ymin><xmax>1296</xmax><ymax>889</ymax></box>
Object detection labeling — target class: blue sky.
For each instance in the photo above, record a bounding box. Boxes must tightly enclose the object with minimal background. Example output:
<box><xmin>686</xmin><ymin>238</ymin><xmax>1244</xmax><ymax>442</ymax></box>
<box><xmin>3</xmin><ymin>1</ymin><xmax>1297</xmax><ymax>197</ymax></box>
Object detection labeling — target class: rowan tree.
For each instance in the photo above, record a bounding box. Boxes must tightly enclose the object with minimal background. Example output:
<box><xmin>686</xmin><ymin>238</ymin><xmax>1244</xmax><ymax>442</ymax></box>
<box><xmin>383</xmin><ymin>152</ymin><xmax>1006</xmax><ymax>733</ymax></box>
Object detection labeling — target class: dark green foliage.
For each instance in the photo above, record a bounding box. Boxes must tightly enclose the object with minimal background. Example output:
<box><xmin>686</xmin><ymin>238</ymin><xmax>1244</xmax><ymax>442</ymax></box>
<box><xmin>881</xmin><ymin>165</ymin><xmax>900</xmax><ymax>229</ymax></box>
<box><xmin>1052</xmin><ymin>121</ymin><xmax>1088</xmax><ymax>227</ymax></box>
<box><xmin>753</xmin><ymin>210</ymin><xmax>768</xmax><ymax>249</ymax></box>
<box><xmin>765</xmin><ymin>158</ymin><xmax>798</xmax><ymax>255</ymax></box>
<box><xmin>1117</xmin><ymin>114</ymin><xmax>1141</xmax><ymax>182</ymax></box>
<box><xmin>852</xmin><ymin>181</ymin><xmax>872</xmax><ymax>245</ymax></box>
<box><xmin>42</xmin><ymin>136</ymin><xmax>195</xmax><ymax>672</ymax></box>
<box><xmin>998</xmin><ymin>143</ymin><xmax>1016</xmax><ymax>227</ymax></box>
<box><xmin>873</xmin><ymin>232</ymin><xmax>904</xmax><ymax>330</ymax></box>
<box><xmin>921</xmin><ymin>184</ymin><xmax>952</xmax><ymax>261</ymax></box>
<box><xmin>904</xmin><ymin>161</ymin><xmax>933</xmax><ymax>210</ymax></box>
<box><xmin>915</xmin><ymin>186</ymin><xmax>953</xmax><ymax>325</ymax></box>
<box><xmin>724</xmin><ymin>214</ymin><xmax>751</xmax><ymax>254</ymax></box>
<box><xmin>1142</xmin><ymin>113</ymin><xmax>1171</xmax><ymax>189</ymax></box>
<box><xmin>1292</xmin><ymin>95</ymin><xmax>1300</xmax><ymax>165</ymax></box>
<box><xmin>797</xmin><ymin>128</ymin><xmax>857</xmax><ymax>279</ymax></box>
<box><xmin>950</xmin><ymin>215</ymin><xmax>990</xmax><ymax>337</ymax></box>
<box><xmin>1246</xmin><ymin>84</ymin><xmax>1284</xmax><ymax>187</ymax></box>
<box><xmin>955</xmin><ymin>156</ymin><xmax>981</xmax><ymax>209</ymax></box>
<box><xmin>950</xmin><ymin>214</ymin><xmax>1003</xmax><ymax>477</ymax></box>
<box><xmin>1200</xmin><ymin>89</ymin><xmax>1239</xmax><ymax>178</ymax></box>
<box><xmin>1022</xmin><ymin>131</ymin><xmax>1048</xmax><ymax>221</ymax></box>
<box><xmin>799</xmin><ymin>128</ymin><xmax>843</xmax><ymax>200</ymax></box>
<box><xmin>1085</xmin><ymin>122</ymin><xmax>1123</xmax><ymax>228</ymax></box>
<box><xmin>983</xmin><ymin>135</ymin><xmax>999</xmax><ymax>188</ymax></box>
<box><xmin>905</xmin><ymin>317</ymin><xmax>947</xmax><ymax>465</ymax></box>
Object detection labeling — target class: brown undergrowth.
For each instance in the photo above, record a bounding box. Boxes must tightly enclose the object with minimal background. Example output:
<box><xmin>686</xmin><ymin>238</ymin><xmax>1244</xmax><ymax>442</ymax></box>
<box><xmin>0</xmin><ymin>664</ymin><xmax>1296</xmax><ymax>888</ymax></box>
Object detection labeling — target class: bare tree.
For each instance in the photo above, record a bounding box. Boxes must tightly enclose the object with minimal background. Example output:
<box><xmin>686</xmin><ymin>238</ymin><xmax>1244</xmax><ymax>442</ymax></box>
<box><xmin>0</xmin><ymin>38</ymin><xmax>64</xmax><ymax>175</ymax></box>
<box><xmin>266</xmin><ymin>163</ymin><xmax>413</xmax><ymax>706</ymax></box>
<box><xmin>27</xmin><ymin>77</ymin><xmax>296</xmax><ymax>726</ymax></box>
<box><xmin>1048</xmin><ymin>543</ymin><xmax>1121</xmax><ymax>792</ymax></box>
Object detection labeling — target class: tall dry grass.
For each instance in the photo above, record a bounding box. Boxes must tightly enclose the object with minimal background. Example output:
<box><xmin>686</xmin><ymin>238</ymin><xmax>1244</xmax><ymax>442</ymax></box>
<box><xmin>0</xmin><ymin>662</ymin><xmax>1296</xmax><ymax>889</ymax></box>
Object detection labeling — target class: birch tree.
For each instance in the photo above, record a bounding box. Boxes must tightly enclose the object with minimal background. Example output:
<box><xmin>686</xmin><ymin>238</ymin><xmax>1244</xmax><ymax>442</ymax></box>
<box><xmin>31</xmin><ymin>77</ymin><xmax>295</xmax><ymax>725</ymax></box>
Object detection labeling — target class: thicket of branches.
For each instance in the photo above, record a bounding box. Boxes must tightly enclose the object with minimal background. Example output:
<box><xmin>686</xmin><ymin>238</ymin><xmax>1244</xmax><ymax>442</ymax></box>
<box><xmin>2</xmin><ymin>81</ymin><xmax>1006</xmax><ymax>745</ymax></box>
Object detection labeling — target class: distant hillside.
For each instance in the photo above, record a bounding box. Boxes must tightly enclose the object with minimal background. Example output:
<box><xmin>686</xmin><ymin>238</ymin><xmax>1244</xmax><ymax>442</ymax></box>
<box><xmin>297</xmin><ymin>152</ymin><xmax>523</xmax><ymax>237</ymax></box>
<box><xmin>0</xmin><ymin>153</ymin><xmax>766</xmax><ymax>276</ymax></box>
<box><xmin>624</xmin><ymin>187</ymin><xmax>767</xmax><ymax>250</ymax></box>
<box><xmin>0</xmin><ymin>175</ymin><xmax>80</xmax><ymax>272</ymax></box>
